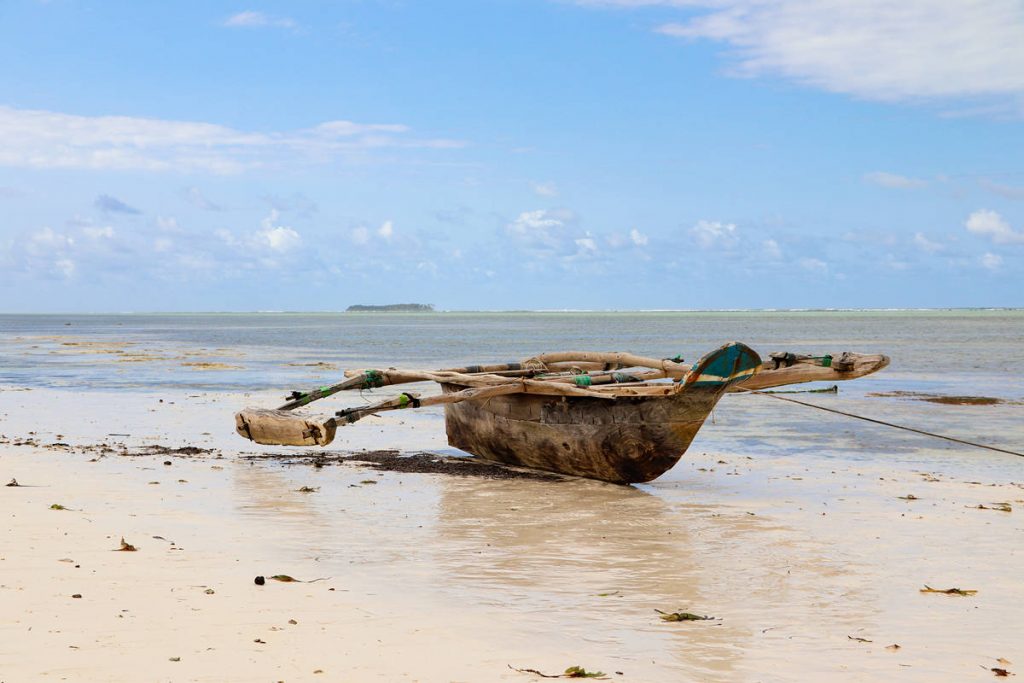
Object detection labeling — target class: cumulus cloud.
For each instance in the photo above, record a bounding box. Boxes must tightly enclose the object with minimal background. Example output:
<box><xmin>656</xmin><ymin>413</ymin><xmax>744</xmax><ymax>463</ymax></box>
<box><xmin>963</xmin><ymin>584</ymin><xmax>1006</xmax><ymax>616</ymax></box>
<box><xmin>507</xmin><ymin>209</ymin><xmax>576</xmax><ymax>252</ymax></box>
<box><xmin>799</xmin><ymin>257</ymin><xmax>828</xmax><ymax>273</ymax></box>
<box><xmin>378</xmin><ymin>220</ymin><xmax>394</xmax><ymax>240</ymax></box>
<box><xmin>532</xmin><ymin>181</ymin><xmax>559</xmax><ymax>197</ymax></box>
<box><xmin>574</xmin><ymin>235</ymin><xmax>598</xmax><ymax>252</ymax></box>
<box><xmin>83</xmin><ymin>226</ymin><xmax>115</xmax><ymax>239</ymax></box>
<box><xmin>214</xmin><ymin>211</ymin><xmax>302</xmax><ymax>258</ymax></box>
<box><xmin>223</xmin><ymin>11</ymin><xmax>296</xmax><ymax>29</ymax></box>
<box><xmin>184</xmin><ymin>186</ymin><xmax>223</xmax><ymax>211</ymax></box>
<box><xmin>690</xmin><ymin>219</ymin><xmax>738</xmax><ymax>249</ymax></box>
<box><xmin>762</xmin><ymin>238</ymin><xmax>782</xmax><ymax>259</ymax></box>
<box><xmin>12</xmin><ymin>227</ymin><xmax>78</xmax><ymax>280</ymax></box>
<box><xmin>965</xmin><ymin>209</ymin><xmax>1024</xmax><ymax>244</ymax></box>
<box><xmin>644</xmin><ymin>0</ymin><xmax>1024</xmax><ymax>106</ymax></box>
<box><xmin>95</xmin><ymin>194</ymin><xmax>141</xmax><ymax>214</ymax></box>
<box><xmin>980</xmin><ymin>252</ymin><xmax>1003</xmax><ymax>270</ymax></box>
<box><xmin>53</xmin><ymin>258</ymin><xmax>76</xmax><ymax>278</ymax></box>
<box><xmin>350</xmin><ymin>226</ymin><xmax>370</xmax><ymax>245</ymax></box>
<box><xmin>0</xmin><ymin>105</ymin><xmax>462</xmax><ymax>174</ymax></box>
<box><xmin>253</xmin><ymin>210</ymin><xmax>301</xmax><ymax>252</ymax></box>
<box><xmin>29</xmin><ymin>226</ymin><xmax>74</xmax><ymax>251</ymax></box>
<box><xmin>912</xmin><ymin>232</ymin><xmax>944</xmax><ymax>253</ymax></box>
<box><xmin>864</xmin><ymin>171</ymin><xmax>928</xmax><ymax>189</ymax></box>
<box><xmin>156</xmin><ymin>216</ymin><xmax>182</xmax><ymax>232</ymax></box>
<box><xmin>980</xmin><ymin>179</ymin><xmax>1024</xmax><ymax>200</ymax></box>
<box><xmin>629</xmin><ymin>228</ymin><xmax>648</xmax><ymax>246</ymax></box>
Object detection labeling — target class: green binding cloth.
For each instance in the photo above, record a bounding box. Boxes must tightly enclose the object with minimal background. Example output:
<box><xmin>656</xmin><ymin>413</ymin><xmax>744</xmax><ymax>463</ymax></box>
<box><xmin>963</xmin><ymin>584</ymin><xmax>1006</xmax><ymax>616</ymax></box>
<box><xmin>362</xmin><ymin>369</ymin><xmax>385</xmax><ymax>389</ymax></box>
<box><xmin>573</xmin><ymin>375</ymin><xmax>593</xmax><ymax>387</ymax></box>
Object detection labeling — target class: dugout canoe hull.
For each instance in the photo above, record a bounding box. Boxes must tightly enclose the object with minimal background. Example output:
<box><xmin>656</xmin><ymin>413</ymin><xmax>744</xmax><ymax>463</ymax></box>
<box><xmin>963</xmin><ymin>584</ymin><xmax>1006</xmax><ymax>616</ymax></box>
<box><xmin>442</xmin><ymin>382</ymin><xmax>729</xmax><ymax>484</ymax></box>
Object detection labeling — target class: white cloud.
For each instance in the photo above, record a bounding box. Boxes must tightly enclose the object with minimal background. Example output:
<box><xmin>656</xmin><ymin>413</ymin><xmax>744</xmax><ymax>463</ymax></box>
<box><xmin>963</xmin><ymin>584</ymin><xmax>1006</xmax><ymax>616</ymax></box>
<box><xmin>980</xmin><ymin>179</ymin><xmax>1024</xmax><ymax>200</ymax></box>
<box><xmin>350</xmin><ymin>226</ymin><xmax>370</xmax><ymax>245</ymax></box>
<box><xmin>83</xmin><ymin>226</ymin><xmax>115</xmax><ymax>239</ymax></box>
<box><xmin>799</xmin><ymin>257</ymin><xmax>828</xmax><ymax>273</ymax></box>
<box><xmin>309</xmin><ymin>120</ymin><xmax>410</xmax><ymax>137</ymax></box>
<box><xmin>532</xmin><ymin>181</ymin><xmax>559</xmax><ymax>197</ymax></box>
<box><xmin>378</xmin><ymin>220</ymin><xmax>394</xmax><ymax>240</ymax></box>
<box><xmin>259</xmin><ymin>227</ymin><xmax>301</xmax><ymax>252</ymax></box>
<box><xmin>54</xmin><ymin>258</ymin><xmax>75</xmax><ymax>279</ymax></box>
<box><xmin>762</xmin><ymin>238</ymin><xmax>782</xmax><ymax>259</ymax></box>
<box><xmin>912</xmin><ymin>232</ymin><xmax>944</xmax><ymax>253</ymax></box>
<box><xmin>883</xmin><ymin>254</ymin><xmax>910</xmax><ymax>271</ymax></box>
<box><xmin>0</xmin><ymin>105</ymin><xmax>461</xmax><ymax>174</ymax></box>
<box><xmin>629</xmin><ymin>228</ymin><xmax>648</xmax><ymax>246</ymax></box>
<box><xmin>864</xmin><ymin>171</ymin><xmax>928</xmax><ymax>189</ymax></box>
<box><xmin>980</xmin><ymin>252</ymin><xmax>1003</xmax><ymax>270</ymax></box>
<box><xmin>574</xmin><ymin>0</ymin><xmax>700</xmax><ymax>6</ymax></box>
<box><xmin>157</xmin><ymin>216</ymin><xmax>181</xmax><ymax>232</ymax></box>
<box><xmin>690</xmin><ymin>219</ymin><xmax>738</xmax><ymax>249</ymax></box>
<box><xmin>965</xmin><ymin>209</ymin><xmax>1024</xmax><ymax>244</ymax></box>
<box><xmin>29</xmin><ymin>227</ymin><xmax>74</xmax><ymax>251</ymax></box>
<box><xmin>13</xmin><ymin>227</ymin><xmax>78</xmax><ymax>280</ymax></box>
<box><xmin>650</xmin><ymin>0</ymin><xmax>1024</xmax><ymax>105</ymax></box>
<box><xmin>575</xmin><ymin>236</ymin><xmax>598</xmax><ymax>252</ymax></box>
<box><xmin>507</xmin><ymin>209</ymin><xmax>574</xmax><ymax>251</ymax></box>
<box><xmin>251</xmin><ymin>211</ymin><xmax>300</xmax><ymax>252</ymax></box>
<box><xmin>223</xmin><ymin>11</ymin><xmax>296</xmax><ymax>29</ymax></box>
<box><xmin>184</xmin><ymin>186</ymin><xmax>223</xmax><ymax>211</ymax></box>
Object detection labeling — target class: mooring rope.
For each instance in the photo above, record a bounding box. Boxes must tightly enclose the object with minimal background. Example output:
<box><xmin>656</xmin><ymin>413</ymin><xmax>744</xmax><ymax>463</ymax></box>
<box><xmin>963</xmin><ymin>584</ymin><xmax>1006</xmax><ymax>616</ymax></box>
<box><xmin>734</xmin><ymin>387</ymin><xmax>1024</xmax><ymax>458</ymax></box>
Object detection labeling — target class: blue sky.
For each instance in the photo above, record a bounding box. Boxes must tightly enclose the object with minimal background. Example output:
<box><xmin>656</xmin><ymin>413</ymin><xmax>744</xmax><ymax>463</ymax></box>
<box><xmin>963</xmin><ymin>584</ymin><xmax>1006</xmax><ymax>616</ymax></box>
<box><xmin>1</xmin><ymin>0</ymin><xmax>1023</xmax><ymax>311</ymax></box>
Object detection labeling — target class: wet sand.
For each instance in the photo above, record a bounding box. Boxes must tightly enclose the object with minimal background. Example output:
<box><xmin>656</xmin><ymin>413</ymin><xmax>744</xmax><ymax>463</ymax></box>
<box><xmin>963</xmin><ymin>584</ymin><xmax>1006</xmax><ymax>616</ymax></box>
<box><xmin>2</xmin><ymin>385</ymin><xmax>1023</xmax><ymax>682</ymax></box>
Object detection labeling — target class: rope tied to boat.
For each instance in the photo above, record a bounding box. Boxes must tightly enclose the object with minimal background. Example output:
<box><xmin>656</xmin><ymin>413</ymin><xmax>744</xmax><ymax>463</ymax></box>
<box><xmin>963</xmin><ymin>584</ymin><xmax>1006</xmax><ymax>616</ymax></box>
<box><xmin>362</xmin><ymin>369</ymin><xmax>385</xmax><ymax>389</ymax></box>
<box><xmin>735</xmin><ymin>387</ymin><xmax>1024</xmax><ymax>458</ymax></box>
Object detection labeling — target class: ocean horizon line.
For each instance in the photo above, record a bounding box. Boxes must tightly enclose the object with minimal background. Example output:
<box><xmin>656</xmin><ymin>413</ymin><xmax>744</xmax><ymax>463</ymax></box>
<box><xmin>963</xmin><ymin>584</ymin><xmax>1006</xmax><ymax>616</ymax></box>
<box><xmin>1</xmin><ymin>307</ymin><xmax>1021</xmax><ymax>315</ymax></box>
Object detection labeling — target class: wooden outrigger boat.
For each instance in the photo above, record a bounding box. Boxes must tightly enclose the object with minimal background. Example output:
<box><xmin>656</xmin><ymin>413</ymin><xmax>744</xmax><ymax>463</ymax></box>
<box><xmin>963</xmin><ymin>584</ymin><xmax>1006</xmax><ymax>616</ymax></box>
<box><xmin>235</xmin><ymin>343</ymin><xmax>889</xmax><ymax>484</ymax></box>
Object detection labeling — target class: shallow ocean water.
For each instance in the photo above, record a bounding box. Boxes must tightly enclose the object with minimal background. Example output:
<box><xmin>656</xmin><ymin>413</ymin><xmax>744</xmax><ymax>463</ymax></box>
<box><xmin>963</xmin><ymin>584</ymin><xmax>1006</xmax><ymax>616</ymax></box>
<box><xmin>2</xmin><ymin>310</ymin><xmax>1022</xmax><ymax>394</ymax></box>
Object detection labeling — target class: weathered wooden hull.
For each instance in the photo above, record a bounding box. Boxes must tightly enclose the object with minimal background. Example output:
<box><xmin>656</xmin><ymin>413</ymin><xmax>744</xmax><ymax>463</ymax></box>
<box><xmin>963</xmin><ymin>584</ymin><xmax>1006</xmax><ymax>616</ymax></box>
<box><xmin>443</xmin><ymin>382</ymin><xmax>729</xmax><ymax>484</ymax></box>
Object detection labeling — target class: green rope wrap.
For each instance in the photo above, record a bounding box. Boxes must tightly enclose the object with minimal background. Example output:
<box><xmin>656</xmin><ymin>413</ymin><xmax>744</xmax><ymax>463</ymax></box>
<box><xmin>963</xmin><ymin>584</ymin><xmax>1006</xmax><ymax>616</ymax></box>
<box><xmin>573</xmin><ymin>375</ymin><xmax>593</xmax><ymax>387</ymax></box>
<box><xmin>362</xmin><ymin>369</ymin><xmax>385</xmax><ymax>389</ymax></box>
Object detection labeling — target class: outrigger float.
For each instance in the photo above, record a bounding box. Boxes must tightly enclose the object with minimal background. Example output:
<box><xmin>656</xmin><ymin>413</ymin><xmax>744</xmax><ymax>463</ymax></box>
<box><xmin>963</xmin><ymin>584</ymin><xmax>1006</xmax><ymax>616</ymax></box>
<box><xmin>235</xmin><ymin>343</ymin><xmax>889</xmax><ymax>484</ymax></box>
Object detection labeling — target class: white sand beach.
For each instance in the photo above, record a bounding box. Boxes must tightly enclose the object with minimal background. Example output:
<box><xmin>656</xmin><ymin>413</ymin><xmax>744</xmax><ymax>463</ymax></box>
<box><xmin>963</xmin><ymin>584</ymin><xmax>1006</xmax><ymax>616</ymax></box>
<box><xmin>2</xmin><ymin>382</ymin><xmax>1022</xmax><ymax>682</ymax></box>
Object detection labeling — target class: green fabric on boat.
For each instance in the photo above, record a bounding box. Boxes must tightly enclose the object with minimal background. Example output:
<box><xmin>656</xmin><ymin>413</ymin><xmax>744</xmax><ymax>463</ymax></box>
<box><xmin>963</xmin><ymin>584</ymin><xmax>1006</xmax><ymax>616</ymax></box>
<box><xmin>362</xmin><ymin>369</ymin><xmax>385</xmax><ymax>389</ymax></box>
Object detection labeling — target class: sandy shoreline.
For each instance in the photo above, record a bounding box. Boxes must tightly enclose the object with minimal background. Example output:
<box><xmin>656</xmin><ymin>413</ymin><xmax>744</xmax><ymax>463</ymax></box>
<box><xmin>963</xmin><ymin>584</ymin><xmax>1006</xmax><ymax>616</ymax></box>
<box><xmin>2</xmin><ymin>385</ymin><xmax>1023</xmax><ymax>681</ymax></box>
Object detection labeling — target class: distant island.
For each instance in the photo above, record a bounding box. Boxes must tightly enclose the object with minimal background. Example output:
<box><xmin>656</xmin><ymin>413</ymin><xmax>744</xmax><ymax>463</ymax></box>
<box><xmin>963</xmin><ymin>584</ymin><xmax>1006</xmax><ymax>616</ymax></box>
<box><xmin>346</xmin><ymin>303</ymin><xmax>435</xmax><ymax>312</ymax></box>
